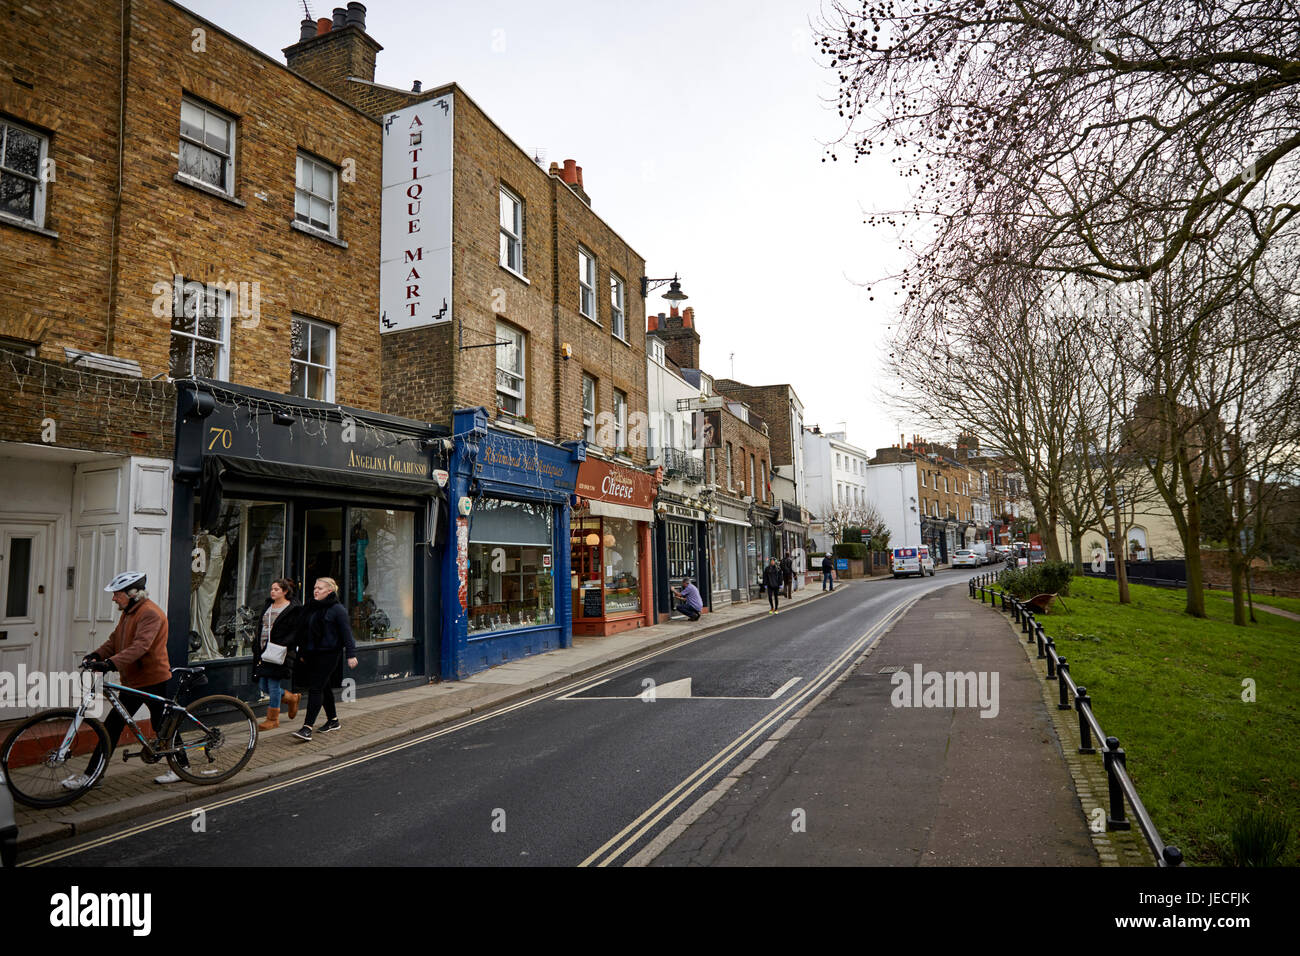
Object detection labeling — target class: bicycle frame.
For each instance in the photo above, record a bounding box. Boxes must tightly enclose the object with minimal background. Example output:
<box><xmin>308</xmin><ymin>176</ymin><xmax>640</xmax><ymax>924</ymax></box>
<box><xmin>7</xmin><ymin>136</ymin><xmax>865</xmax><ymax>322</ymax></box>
<box><xmin>54</xmin><ymin>674</ymin><xmax>198</xmax><ymax>763</ymax></box>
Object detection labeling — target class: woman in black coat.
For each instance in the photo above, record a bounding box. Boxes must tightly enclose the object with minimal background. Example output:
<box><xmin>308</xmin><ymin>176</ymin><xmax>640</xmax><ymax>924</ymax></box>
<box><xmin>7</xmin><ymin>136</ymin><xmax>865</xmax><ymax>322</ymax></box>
<box><xmin>291</xmin><ymin>577</ymin><xmax>358</xmax><ymax>742</ymax></box>
<box><xmin>250</xmin><ymin>578</ymin><xmax>303</xmax><ymax>730</ymax></box>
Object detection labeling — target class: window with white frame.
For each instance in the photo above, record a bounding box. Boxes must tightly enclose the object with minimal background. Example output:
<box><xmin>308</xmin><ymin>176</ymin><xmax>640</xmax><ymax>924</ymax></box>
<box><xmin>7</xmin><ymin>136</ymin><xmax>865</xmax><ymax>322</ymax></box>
<box><xmin>169</xmin><ymin>277</ymin><xmax>230</xmax><ymax>379</ymax></box>
<box><xmin>0</xmin><ymin>118</ymin><xmax>49</xmax><ymax>227</ymax></box>
<box><xmin>578</xmin><ymin>247</ymin><xmax>596</xmax><ymax>319</ymax></box>
<box><xmin>582</xmin><ymin>373</ymin><xmax>596</xmax><ymax>443</ymax></box>
<box><xmin>943</xmin><ymin>476</ymin><xmax>949</xmax><ymax>493</ymax></box>
<box><xmin>179</xmin><ymin>97</ymin><xmax>235</xmax><ymax>194</ymax></box>
<box><xmin>295</xmin><ymin>152</ymin><xmax>337</xmax><ymax>236</ymax></box>
<box><xmin>920</xmin><ymin>470</ymin><xmax>927</xmax><ymax>487</ymax></box>
<box><xmin>610</xmin><ymin>273</ymin><xmax>626</xmax><ymax>339</ymax></box>
<box><xmin>726</xmin><ymin>443</ymin><xmax>733</xmax><ymax>489</ymax></box>
<box><xmin>613</xmin><ymin>389</ymin><xmax>627</xmax><ymax>450</ymax></box>
<box><xmin>290</xmin><ymin>316</ymin><xmax>336</xmax><ymax>401</ymax></box>
<box><xmin>499</xmin><ymin>186</ymin><xmax>523</xmax><ymax>273</ymax></box>
<box><xmin>495</xmin><ymin>321</ymin><xmax>525</xmax><ymax>415</ymax></box>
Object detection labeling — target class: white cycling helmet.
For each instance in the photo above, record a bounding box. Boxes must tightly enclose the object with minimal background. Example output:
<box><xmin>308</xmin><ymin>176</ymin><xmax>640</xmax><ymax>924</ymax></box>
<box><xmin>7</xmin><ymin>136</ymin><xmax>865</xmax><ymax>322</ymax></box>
<box><xmin>104</xmin><ymin>571</ymin><xmax>146</xmax><ymax>593</ymax></box>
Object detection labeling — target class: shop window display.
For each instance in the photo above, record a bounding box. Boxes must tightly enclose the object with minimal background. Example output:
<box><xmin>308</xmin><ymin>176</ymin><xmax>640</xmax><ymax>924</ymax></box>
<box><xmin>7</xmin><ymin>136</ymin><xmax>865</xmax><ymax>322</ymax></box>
<box><xmin>191</xmin><ymin>500</ymin><xmax>285</xmax><ymax>661</ymax></box>
<box><xmin>570</xmin><ymin>516</ymin><xmax>640</xmax><ymax>616</ymax></box>
<box><xmin>468</xmin><ymin>498</ymin><xmax>555</xmax><ymax>635</ymax></box>
<box><xmin>347</xmin><ymin>509</ymin><xmax>414</xmax><ymax>644</ymax></box>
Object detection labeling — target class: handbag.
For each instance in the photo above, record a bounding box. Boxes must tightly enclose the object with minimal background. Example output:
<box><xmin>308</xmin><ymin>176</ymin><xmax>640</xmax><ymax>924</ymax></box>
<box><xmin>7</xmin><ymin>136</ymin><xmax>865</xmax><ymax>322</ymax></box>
<box><xmin>261</xmin><ymin>640</ymin><xmax>289</xmax><ymax>666</ymax></box>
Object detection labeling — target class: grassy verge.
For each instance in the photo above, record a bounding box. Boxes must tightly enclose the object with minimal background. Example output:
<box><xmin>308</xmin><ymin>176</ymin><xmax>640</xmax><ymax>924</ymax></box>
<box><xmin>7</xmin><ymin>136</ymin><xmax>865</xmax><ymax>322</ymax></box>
<box><xmin>1037</xmin><ymin>576</ymin><xmax>1298</xmax><ymax>866</ymax></box>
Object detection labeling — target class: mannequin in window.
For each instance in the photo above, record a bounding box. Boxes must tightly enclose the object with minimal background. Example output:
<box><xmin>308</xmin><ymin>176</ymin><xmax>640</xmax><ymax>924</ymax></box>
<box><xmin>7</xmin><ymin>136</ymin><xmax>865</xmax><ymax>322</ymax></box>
<box><xmin>191</xmin><ymin>507</ymin><xmax>235</xmax><ymax>661</ymax></box>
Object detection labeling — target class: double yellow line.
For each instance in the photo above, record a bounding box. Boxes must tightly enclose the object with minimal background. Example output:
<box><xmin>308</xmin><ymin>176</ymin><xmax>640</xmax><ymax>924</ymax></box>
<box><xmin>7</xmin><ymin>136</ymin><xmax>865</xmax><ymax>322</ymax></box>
<box><xmin>579</xmin><ymin>597</ymin><xmax>912</xmax><ymax>867</ymax></box>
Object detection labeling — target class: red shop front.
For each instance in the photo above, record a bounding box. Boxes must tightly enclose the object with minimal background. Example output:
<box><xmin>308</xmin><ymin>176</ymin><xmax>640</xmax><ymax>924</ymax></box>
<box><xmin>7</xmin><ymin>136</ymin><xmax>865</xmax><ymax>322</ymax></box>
<box><xmin>570</xmin><ymin>457</ymin><xmax>656</xmax><ymax>636</ymax></box>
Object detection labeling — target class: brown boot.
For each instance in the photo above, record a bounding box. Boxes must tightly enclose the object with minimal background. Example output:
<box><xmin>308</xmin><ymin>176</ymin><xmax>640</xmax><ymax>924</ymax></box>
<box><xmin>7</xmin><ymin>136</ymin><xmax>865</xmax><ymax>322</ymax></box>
<box><xmin>282</xmin><ymin>692</ymin><xmax>300</xmax><ymax>719</ymax></box>
<box><xmin>258</xmin><ymin>707</ymin><xmax>280</xmax><ymax>731</ymax></box>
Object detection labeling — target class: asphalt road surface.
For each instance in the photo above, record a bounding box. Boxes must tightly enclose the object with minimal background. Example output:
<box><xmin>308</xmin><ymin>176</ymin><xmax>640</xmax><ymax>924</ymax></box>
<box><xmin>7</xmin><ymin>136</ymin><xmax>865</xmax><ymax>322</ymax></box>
<box><xmin>27</xmin><ymin>571</ymin><xmax>978</xmax><ymax>867</ymax></box>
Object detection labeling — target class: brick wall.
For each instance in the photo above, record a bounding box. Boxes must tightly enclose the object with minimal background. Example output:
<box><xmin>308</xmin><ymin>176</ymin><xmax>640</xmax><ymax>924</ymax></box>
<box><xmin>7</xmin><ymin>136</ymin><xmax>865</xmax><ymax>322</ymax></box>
<box><xmin>713</xmin><ymin>380</ymin><xmax>796</xmax><ymax>467</ymax></box>
<box><xmin>712</xmin><ymin>407</ymin><xmax>771</xmax><ymax>505</ymax></box>
<box><xmin>0</xmin><ymin>0</ymin><xmax>385</xmax><ymax>422</ymax></box>
<box><xmin>0</xmin><ymin>353</ymin><xmax>174</xmax><ymax>458</ymax></box>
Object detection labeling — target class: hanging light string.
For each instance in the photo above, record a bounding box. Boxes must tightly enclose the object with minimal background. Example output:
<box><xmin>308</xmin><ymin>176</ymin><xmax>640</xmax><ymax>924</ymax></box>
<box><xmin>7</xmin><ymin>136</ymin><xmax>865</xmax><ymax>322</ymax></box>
<box><xmin>4</xmin><ymin>351</ymin><xmax>171</xmax><ymax>435</ymax></box>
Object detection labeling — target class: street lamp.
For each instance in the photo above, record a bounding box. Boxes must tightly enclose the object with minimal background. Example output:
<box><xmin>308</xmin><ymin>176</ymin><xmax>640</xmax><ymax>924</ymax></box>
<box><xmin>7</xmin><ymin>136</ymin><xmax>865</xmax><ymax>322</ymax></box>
<box><xmin>641</xmin><ymin>274</ymin><xmax>689</xmax><ymax>301</ymax></box>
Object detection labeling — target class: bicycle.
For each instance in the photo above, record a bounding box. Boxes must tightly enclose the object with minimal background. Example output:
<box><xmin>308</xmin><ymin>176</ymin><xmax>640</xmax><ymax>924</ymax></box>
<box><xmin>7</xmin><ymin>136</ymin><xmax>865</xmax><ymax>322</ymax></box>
<box><xmin>0</xmin><ymin>664</ymin><xmax>258</xmax><ymax>809</ymax></box>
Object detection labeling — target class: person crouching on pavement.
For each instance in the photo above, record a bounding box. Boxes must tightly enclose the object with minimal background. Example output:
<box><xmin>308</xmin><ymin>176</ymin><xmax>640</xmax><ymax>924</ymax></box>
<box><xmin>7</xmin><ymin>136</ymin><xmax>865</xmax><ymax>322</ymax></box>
<box><xmin>671</xmin><ymin>577</ymin><xmax>703</xmax><ymax>621</ymax></box>
<box><xmin>251</xmin><ymin>578</ymin><xmax>303</xmax><ymax>730</ymax></box>
<box><xmin>763</xmin><ymin>557</ymin><xmax>784</xmax><ymax>613</ymax></box>
<box><xmin>291</xmin><ymin>577</ymin><xmax>358</xmax><ymax>742</ymax></box>
<box><xmin>79</xmin><ymin>571</ymin><xmax>178</xmax><ymax>786</ymax></box>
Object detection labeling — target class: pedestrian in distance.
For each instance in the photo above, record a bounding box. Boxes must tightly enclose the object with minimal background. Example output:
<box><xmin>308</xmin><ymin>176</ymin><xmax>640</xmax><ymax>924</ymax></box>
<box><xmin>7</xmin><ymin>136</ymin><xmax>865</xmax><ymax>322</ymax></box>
<box><xmin>78</xmin><ymin>571</ymin><xmax>179</xmax><ymax>786</ymax></box>
<box><xmin>821</xmin><ymin>553</ymin><xmax>835</xmax><ymax>591</ymax></box>
<box><xmin>251</xmin><ymin>578</ymin><xmax>303</xmax><ymax>731</ymax></box>
<box><xmin>291</xmin><ymin>578</ymin><xmax>358</xmax><ymax>742</ymax></box>
<box><xmin>764</xmin><ymin>557</ymin><xmax>784</xmax><ymax>613</ymax></box>
<box><xmin>671</xmin><ymin>577</ymin><xmax>703</xmax><ymax>621</ymax></box>
<box><xmin>780</xmin><ymin>551</ymin><xmax>794</xmax><ymax>600</ymax></box>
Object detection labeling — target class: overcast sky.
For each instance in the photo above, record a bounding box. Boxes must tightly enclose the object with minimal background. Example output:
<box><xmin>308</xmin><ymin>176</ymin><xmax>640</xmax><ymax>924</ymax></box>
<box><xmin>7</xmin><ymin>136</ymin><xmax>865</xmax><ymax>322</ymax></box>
<box><xmin>183</xmin><ymin>0</ymin><xmax>918</xmax><ymax>456</ymax></box>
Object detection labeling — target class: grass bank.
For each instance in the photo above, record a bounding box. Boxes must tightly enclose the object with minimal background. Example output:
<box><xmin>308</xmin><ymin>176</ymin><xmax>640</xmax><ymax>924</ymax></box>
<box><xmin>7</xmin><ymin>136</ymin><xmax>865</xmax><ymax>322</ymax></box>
<box><xmin>1036</xmin><ymin>576</ymin><xmax>1298</xmax><ymax>866</ymax></box>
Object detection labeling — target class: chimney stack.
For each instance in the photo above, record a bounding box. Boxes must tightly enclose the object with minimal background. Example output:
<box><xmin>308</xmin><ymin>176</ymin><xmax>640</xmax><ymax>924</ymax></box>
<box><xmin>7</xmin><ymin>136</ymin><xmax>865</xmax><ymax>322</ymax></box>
<box><xmin>284</xmin><ymin>4</ymin><xmax>383</xmax><ymax>106</ymax></box>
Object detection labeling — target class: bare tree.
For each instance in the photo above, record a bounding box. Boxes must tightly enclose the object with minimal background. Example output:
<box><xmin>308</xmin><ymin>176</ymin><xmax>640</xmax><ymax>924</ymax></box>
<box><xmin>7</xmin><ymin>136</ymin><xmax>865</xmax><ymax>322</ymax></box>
<box><xmin>816</xmin><ymin>1</ymin><xmax>1300</xmax><ymax>298</ymax></box>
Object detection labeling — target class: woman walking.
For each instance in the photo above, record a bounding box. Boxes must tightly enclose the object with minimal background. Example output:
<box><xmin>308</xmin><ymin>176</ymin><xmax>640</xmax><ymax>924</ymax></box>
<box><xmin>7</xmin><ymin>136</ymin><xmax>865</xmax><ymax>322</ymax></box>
<box><xmin>291</xmin><ymin>577</ymin><xmax>358</xmax><ymax>742</ymax></box>
<box><xmin>251</xmin><ymin>578</ymin><xmax>302</xmax><ymax>730</ymax></box>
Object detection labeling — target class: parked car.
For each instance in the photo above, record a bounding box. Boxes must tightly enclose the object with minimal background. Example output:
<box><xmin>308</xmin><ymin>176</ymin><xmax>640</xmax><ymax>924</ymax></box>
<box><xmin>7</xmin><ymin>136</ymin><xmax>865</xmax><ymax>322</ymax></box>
<box><xmin>951</xmin><ymin>549</ymin><xmax>980</xmax><ymax>568</ymax></box>
<box><xmin>892</xmin><ymin>546</ymin><xmax>936</xmax><ymax>578</ymax></box>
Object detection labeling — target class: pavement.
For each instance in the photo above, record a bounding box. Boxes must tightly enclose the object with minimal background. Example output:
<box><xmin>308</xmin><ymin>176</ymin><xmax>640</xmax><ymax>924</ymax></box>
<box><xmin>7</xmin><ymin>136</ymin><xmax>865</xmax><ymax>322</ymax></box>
<box><xmin>9</xmin><ymin>573</ymin><xmax>865</xmax><ymax>853</ymax></box>
<box><xmin>646</xmin><ymin>582</ymin><xmax>1106</xmax><ymax>866</ymax></box>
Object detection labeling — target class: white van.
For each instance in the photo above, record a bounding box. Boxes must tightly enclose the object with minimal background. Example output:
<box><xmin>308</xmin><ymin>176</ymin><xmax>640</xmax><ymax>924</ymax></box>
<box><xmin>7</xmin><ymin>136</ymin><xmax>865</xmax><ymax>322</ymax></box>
<box><xmin>892</xmin><ymin>546</ymin><xmax>935</xmax><ymax>578</ymax></box>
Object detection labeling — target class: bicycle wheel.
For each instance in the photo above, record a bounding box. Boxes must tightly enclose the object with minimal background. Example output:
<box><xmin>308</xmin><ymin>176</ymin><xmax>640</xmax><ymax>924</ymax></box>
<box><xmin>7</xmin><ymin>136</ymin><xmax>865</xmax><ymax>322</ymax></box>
<box><xmin>164</xmin><ymin>695</ymin><xmax>257</xmax><ymax>785</ymax></box>
<box><xmin>1</xmin><ymin>709</ymin><xmax>111</xmax><ymax>808</ymax></box>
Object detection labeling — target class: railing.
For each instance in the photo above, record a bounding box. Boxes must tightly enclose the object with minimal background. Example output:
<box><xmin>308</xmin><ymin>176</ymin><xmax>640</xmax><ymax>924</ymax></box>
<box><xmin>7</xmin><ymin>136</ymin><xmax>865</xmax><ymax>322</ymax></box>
<box><xmin>967</xmin><ymin>571</ymin><xmax>1183</xmax><ymax>867</ymax></box>
<box><xmin>661</xmin><ymin>446</ymin><xmax>688</xmax><ymax>475</ymax></box>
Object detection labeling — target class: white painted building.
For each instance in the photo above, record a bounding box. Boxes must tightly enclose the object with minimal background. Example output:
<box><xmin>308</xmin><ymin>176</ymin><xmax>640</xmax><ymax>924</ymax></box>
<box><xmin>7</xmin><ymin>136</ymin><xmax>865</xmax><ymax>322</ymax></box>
<box><xmin>862</xmin><ymin>460</ymin><xmax>923</xmax><ymax>552</ymax></box>
<box><xmin>803</xmin><ymin>427</ymin><xmax>877</xmax><ymax>552</ymax></box>
<box><xmin>1</xmin><ymin>442</ymin><xmax>172</xmax><ymax>720</ymax></box>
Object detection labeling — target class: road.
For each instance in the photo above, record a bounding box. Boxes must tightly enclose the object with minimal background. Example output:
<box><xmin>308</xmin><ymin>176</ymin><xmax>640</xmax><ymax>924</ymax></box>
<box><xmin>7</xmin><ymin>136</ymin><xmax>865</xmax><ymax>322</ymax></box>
<box><xmin>26</xmin><ymin>571</ymin><xmax>976</xmax><ymax>867</ymax></box>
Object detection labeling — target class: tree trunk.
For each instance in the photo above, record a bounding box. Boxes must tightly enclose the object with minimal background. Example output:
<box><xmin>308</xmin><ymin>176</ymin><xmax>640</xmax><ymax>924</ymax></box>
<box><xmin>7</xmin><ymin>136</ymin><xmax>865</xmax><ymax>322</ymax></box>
<box><xmin>1109</xmin><ymin>530</ymin><xmax>1131</xmax><ymax>604</ymax></box>
<box><xmin>1070</xmin><ymin>533</ymin><xmax>1084</xmax><ymax>576</ymax></box>
<box><xmin>1228</xmin><ymin>550</ymin><xmax>1248</xmax><ymax>627</ymax></box>
<box><xmin>1178</xmin><ymin>452</ymin><xmax>1207</xmax><ymax>618</ymax></box>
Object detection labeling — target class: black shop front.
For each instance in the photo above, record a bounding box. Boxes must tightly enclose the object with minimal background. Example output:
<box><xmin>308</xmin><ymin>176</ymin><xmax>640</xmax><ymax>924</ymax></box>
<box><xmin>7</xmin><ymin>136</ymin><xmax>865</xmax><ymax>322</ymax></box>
<box><xmin>167</xmin><ymin>381</ymin><xmax>448</xmax><ymax>701</ymax></box>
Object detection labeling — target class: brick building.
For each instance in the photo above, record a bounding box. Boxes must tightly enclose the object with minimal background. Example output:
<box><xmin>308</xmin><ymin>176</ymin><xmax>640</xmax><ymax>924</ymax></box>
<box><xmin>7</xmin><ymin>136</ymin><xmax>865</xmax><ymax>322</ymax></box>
<box><xmin>871</xmin><ymin>437</ymin><xmax>983</xmax><ymax>562</ymax></box>
<box><xmin>282</xmin><ymin>10</ymin><xmax>658</xmax><ymax>669</ymax></box>
<box><xmin>0</xmin><ymin>0</ymin><xmax>407</xmax><ymax>704</ymax></box>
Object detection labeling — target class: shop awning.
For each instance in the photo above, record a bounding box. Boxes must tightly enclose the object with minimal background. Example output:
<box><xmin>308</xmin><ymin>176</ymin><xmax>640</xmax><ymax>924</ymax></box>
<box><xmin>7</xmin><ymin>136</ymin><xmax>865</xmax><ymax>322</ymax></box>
<box><xmin>208</xmin><ymin>455</ymin><xmax>443</xmax><ymax>501</ymax></box>
<box><xmin>712</xmin><ymin>514</ymin><xmax>750</xmax><ymax>528</ymax></box>
<box><xmin>587</xmin><ymin>499</ymin><xmax>654</xmax><ymax>522</ymax></box>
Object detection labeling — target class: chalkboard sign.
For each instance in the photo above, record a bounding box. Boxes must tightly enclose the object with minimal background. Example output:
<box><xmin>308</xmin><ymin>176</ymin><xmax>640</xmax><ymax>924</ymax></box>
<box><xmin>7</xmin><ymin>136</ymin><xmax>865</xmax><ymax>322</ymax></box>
<box><xmin>582</xmin><ymin>588</ymin><xmax>603</xmax><ymax>618</ymax></box>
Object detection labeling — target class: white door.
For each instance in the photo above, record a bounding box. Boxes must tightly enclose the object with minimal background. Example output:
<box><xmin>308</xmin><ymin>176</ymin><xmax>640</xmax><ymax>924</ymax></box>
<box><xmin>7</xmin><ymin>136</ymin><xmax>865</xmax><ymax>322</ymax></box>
<box><xmin>0</xmin><ymin>522</ymin><xmax>51</xmax><ymax>720</ymax></box>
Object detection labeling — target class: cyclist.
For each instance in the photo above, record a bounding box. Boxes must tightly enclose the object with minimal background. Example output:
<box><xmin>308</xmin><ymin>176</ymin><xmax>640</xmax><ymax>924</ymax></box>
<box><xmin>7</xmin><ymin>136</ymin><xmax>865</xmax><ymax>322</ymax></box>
<box><xmin>72</xmin><ymin>571</ymin><xmax>179</xmax><ymax>787</ymax></box>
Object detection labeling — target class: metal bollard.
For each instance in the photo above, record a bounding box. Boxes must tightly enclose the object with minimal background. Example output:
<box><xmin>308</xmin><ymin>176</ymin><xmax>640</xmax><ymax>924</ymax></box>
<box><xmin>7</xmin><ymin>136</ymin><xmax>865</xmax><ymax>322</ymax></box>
<box><xmin>1057</xmin><ymin>659</ymin><xmax>1071</xmax><ymax>710</ymax></box>
<box><xmin>1021</xmin><ymin>608</ymin><xmax>1030</xmax><ymax>634</ymax></box>
<box><xmin>1103</xmin><ymin>737</ymin><xmax>1132</xmax><ymax>830</ymax></box>
<box><xmin>1035</xmin><ymin>622</ymin><xmax>1046</xmax><ymax>657</ymax></box>
<box><xmin>1045</xmin><ymin>637</ymin><xmax>1056</xmax><ymax>677</ymax></box>
<box><xmin>1162</xmin><ymin>846</ymin><xmax>1183</xmax><ymax>867</ymax></box>
<box><xmin>1076</xmin><ymin>687</ymin><xmax>1095</xmax><ymax>754</ymax></box>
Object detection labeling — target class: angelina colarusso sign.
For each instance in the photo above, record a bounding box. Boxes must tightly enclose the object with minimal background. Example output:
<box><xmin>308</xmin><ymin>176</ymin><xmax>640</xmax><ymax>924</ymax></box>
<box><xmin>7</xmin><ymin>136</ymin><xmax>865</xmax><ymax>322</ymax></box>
<box><xmin>380</xmin><ymin>95</ymin><xmax>454</xmax><ymax>333</ymax></box>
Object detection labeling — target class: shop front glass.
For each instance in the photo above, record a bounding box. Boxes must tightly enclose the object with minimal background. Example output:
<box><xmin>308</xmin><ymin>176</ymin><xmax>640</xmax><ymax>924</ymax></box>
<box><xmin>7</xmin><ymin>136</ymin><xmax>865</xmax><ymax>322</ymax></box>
<box><xmin>191</xmin><ymin>499</ymin><xmax>286</xmax><ymax>662</ymax></box>
<box><xmin>346</xmin><ymin>508</ymin><xmax>415</xmax><ymax>643</ymax></box>
<box><xmin>571</xmin><ymin>516</ymin><xmax>641</xmax><ymax>617</ymax></box>
<box><xmin>469</xmin><ymin>497</ymin><xmax>555</xmax><ymax>635</ymax></box>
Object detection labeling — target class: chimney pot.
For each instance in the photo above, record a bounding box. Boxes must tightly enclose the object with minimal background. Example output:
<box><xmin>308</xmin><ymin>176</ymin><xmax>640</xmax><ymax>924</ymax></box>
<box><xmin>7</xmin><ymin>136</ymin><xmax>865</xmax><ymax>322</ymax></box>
<box><xmin>561</xmin><ymin>159</ymin><xmax>578</xmax><ymax>185</ymax></box>
<box><xmin>670</xmin><ymin>305</ymin><xmax>680</xmax><ymax>318</ymax></box>
<box><xmin>647</xmin><ymin>314</ymin><xmax>658</xmax><ymax>331</ymax></box>
<box><xmin>548</xmin><ymin>162</ymin><xmax>560</xmax><ymax>176</ymax></box>
<box><xmin>299</xmin><ymin>18</ymin><xmax>317</xmax><ymax>42</ymax></box>
<box><xmin>682</xmin><ymin>306</ymin><xmax>694</xmax><ymax>328</ymax></box>
<box><xmin>316</xmin><ymin>17</ymin><xmax>332</xmax><ymax>35</ymax></box>
<box><xmin>332</xmin><ymin>7</ymin><xmax>347</xmax><ymax>29</ymax></box>
<box><xmin>575</xmin><ymin>165</ymin><xmax>583</xmax><ymax>187</ymax></box>
<box><xmin>412</xmin><ymin>80</ymin><xmax>422</xmax><ymax>92</ymax></box>
<box><xmin>345</xmin><ymin>1</ymin><xmax>367</xmax><ymax>29</ymax></box>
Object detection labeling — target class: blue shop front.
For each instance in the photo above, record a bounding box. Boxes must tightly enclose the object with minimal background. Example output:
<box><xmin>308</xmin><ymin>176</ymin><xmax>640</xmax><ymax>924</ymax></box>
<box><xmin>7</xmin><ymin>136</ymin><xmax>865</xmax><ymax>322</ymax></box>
<box><xmin>441</xmin><ymin>408</ymin><xmax>584</xmax><ymax>679</ymax></box>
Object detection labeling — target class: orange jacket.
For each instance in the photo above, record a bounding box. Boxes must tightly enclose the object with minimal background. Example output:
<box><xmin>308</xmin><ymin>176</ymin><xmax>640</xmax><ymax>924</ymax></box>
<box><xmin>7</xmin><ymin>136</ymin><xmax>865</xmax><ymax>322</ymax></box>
<box><xmin>96</xmin><ymin>597</ymin><xmax>172</xmax><ymax>688</ymax></box>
